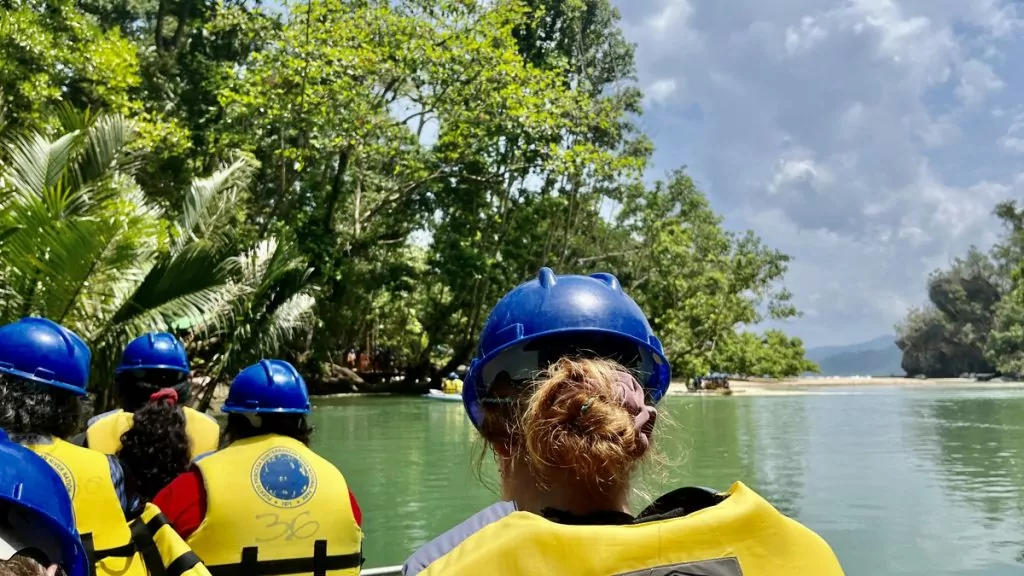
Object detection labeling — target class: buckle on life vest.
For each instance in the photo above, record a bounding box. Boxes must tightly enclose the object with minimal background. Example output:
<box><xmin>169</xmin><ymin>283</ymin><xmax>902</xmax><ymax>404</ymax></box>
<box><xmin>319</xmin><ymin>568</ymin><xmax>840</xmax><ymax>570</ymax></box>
<box><xmin>205</xmin><ymin>541</ymin><xmax>363</xmax><ymax>576</ymax></box>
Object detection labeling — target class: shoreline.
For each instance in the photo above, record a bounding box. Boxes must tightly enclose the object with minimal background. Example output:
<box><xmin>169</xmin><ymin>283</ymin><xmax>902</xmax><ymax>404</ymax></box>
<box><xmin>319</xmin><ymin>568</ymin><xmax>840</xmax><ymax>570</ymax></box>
<box><xmin>667</xmin><ymin>376</ymin><xmax>1024</xmax><ymax>397</ymax></box>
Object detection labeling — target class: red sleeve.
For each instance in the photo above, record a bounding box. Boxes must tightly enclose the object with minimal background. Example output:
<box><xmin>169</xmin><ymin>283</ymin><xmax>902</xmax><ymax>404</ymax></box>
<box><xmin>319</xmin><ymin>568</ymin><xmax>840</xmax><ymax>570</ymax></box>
<box><xmin>348</xmin><ymin>488</ymin><xmax>362</xmax><ymax>527</ymax></box>
<box><xmin>152</xmin><ymin>469</ymin><xmax>207</xmax><ymax>540</ymax></box>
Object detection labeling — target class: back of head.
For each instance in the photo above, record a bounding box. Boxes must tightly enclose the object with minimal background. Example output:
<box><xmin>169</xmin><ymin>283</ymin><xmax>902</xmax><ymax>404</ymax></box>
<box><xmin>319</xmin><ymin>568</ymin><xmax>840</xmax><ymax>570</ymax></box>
<box><xmin>220</xmin><ymin>360</ymin><xmax>312</xmax><ymax>446</ymax></box>
<box><xmin>222</xmin><ymin>360</ymin><xmax>310</xmax><ymax>415</ymax></box>
<box><xmin>116</xmin><ymin>333</ymin><xmax>190</xmax><ymax>412</ymax></box>
<box><xmin>0</xmin><ymin>431</ymin><xmax>87</xmax><ymax>576</ymax></box>
<box><xmin>0</xmin><ymin>555</ymin><xmax>53</xmax><ymax>576</ymax></box>
<box><xmin>480</xmin><ymin>358</ymin><xmax>657</xmax><ymax>496</ymax></box>
<box><xmin>0</xmin><ymin>318</ymin><xmax>89</xmax><ymax>439</ymax></box>
<box><xmin>0</xmin><ymin>318</ymin><xmax>90</xmax><ymax>398</ymax></box>
<box><xmin>466</xmin><ymin>269</ymin><xmax>666</xmax><ymax>501</ymax></box>
<box><xmin>0</xmin><ymin>376</ymin><xmax>81</xmax><ymax>439</ymax></box>
<box><xmin>117</xmin><ymin>389</ymin><xmax>190</xmax><ymax>502</ymax></box>
<box><xmin>222</xmin><ymin>413</ymin><xmax>313</xmax><ymax>447</ymax></box>
<box><xmin>464</xmin><ymin>268</ymin><xmax>670</xmax><ymax>430</ymax></box>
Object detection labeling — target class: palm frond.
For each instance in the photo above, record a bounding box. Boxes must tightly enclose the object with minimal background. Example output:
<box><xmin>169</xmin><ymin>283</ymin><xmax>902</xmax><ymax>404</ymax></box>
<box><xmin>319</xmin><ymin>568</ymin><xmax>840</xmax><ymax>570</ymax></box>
<box><xmin>106</xmin><ymin>242</ymin><xmax>240</xmax><ymax>328</ymax></box>
<box><xmin>3</xmin><ymin>130</ymin><xmax>83</xmax><ymax>202</ymax></box>
<box><xmin>78</xmin><ymin>114</ymin><xmax>141</xmax><ymax>188</ymax></box>
<box><xmin>173</xmin><ymin>156</ymin><xmax>257</xmax><ymax>254</ymax></box>
<box><xmin>259</xmin><ymin>291</ymin><xmax>316</xmax><ymax>353</ymax></box>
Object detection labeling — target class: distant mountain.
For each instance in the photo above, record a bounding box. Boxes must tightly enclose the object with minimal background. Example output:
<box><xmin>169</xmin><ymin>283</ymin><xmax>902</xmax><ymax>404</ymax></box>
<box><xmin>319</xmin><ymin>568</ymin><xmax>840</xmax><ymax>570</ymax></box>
<box><xmin>806</xmin><ymin>335</ymin><xmax>905</xmax><ymax>377</ymax></box>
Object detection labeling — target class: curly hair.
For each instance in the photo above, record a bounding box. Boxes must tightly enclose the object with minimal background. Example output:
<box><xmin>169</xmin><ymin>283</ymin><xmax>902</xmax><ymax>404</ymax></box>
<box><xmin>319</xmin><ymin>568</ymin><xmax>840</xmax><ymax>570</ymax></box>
<box><xmin>0</xmin><ymin>554</ymin><xmax>55</xmax><ymax>576</ymax></box>
<box><xmin>118</xmin><ymin>397</ymin><xmax>190</xmax><ymax>502</ymax></box>
<box><xmin>478</xmin><ymin>358</ymin><xmax>659</xmax><ymax>496</ymax></box>
<box><xmin>221</xmin><ymin>413</ymin><xmax>314</xmax><ymax>448</ymax></box>
<box><xmin>0</xmin><ymin>375</ymin><xmax>82</xmax><ymax>439</ymax></box>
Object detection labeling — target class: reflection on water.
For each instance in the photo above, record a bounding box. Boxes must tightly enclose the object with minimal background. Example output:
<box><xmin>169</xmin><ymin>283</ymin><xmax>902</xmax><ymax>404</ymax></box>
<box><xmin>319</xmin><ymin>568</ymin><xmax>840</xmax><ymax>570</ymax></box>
<box><xmin>310</xmin><ymin>388</ymin><xmax>1024</xmax><ymax>574</ymax></box>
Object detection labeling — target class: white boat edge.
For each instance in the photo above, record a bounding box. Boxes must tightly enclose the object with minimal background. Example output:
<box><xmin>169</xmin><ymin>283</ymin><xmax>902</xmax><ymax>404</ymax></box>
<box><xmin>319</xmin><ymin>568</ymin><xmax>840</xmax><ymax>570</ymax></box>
<box><xmin>421</xmin><ymin>389</ymin><xmax>463</xmax><ymax>401</ymax></box>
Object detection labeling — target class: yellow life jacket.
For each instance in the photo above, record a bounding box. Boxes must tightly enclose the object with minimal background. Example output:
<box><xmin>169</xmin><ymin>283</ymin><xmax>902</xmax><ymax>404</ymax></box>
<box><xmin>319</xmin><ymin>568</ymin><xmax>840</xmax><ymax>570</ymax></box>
<box><xmin>131</xmin><ymin>503</ymin><xmax>212</xmax><ymax>576</ymax></box>
<box><xmin>420</xmin><ymin>482</ymin><xmax>845</xmax><ymax>576</ymax></box>
<box><xmin>25</xmin><ymin>437</ymin><xmax>147</xmax><ymax>576</ymax></box>
<box><xmin>86</xmin><ymin>406</ymin><xmax>221</xmax><ymax>460</ymax></box>
<box><xmin>188</xmin><ymin>434</ymin><xmax>363</xmax><ymax>575</ymax></box>
<box><xmin>442</xmin><ymin>379</ymin><xmax>463</xmax><ymax>394</ymax></box>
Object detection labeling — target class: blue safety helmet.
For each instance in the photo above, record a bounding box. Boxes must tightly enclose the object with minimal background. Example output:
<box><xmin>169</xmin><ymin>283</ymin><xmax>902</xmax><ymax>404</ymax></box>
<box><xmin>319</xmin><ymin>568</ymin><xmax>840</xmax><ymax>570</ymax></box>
<box><xmin>464</xmin><ymin>267</ymin><xmax>670</xmax><ymax>429</ymax></box>
<box><xmin>0</xmin><ymin>318</ymin><xmax>90</xmax><ymax>396</ymax></box>
<box><xmin>448</xmin><ymin>372</ymin><xmax>458</xmax><ymax>380</ymax></box>
<box><xmin>0</xmin><ymin>429</ymin><xmax>88</xmax><ymax>576</ymax></box>
<box><xmin>116</xmin><ymin>332</ymin><xmax>190</xmax><ymax>375</ymax></box>
<box><xmin>222</xmin><ymin>360</ymin><xmax>311</xmax><ymax>414</ymax></box>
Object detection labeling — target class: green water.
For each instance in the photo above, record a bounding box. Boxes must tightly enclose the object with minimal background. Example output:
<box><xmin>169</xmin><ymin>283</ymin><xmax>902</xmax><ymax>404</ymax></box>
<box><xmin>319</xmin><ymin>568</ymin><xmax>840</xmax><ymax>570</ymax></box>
<box><xmin>309</xmin><ymin>386</ymin><xmax>1024</xmax><ymax>575</ymax></box>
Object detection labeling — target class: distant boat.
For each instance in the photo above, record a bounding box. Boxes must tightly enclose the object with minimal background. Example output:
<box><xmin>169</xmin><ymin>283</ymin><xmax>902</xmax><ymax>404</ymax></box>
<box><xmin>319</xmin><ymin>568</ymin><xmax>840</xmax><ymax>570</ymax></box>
<box><xmin>422</xmin><ymin>389</ymin><xmax>462</xmax><ymax>402</ymax></box>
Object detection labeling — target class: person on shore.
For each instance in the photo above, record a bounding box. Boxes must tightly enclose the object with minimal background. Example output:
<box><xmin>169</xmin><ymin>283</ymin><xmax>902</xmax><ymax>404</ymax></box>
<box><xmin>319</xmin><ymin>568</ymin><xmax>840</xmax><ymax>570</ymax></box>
<box><xmin>0</xmin><ymin>429</ymin><xmax>87</xmax><ymax>576</ymax></box>
<box><xmin>404</xmin><ymin>268</ymin><xmax>844</xmax><ymax>575</ymax></box>
<box><xmin>78</xmin><ymin>332</ymin><xmax>219</xmax><ymax>461</ymax></box>
<box><xmin>0</xmin><ymin>318</ymin><xmax>210</xmax><ymax>576</ymax></box>
<box><xmin>153</xmin><ymin>359</ymin><xmax>365</xmax><ymax>574</ymax></box>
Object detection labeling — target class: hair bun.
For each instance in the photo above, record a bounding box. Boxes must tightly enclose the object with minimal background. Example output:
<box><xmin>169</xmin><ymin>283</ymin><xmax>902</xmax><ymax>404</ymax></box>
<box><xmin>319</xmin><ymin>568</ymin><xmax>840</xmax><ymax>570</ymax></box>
<box><xmin>523</xmin><ymin>358</ymin><xmax>654</xmax><ymax>493</ymax></box>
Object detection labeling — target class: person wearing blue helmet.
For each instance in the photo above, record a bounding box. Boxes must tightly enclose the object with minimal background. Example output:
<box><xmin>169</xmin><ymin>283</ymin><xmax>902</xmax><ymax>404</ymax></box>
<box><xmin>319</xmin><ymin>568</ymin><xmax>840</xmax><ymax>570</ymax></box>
<box><xmin>441</xmin><ymin>371</ymin><xmax>463</xmax><ymax>395</ymax></box>
<box><xmin>404</xmin><ymin>269</ymin><xmax>844</xmax><ymax>576</ymax></box>
<box><xmin>79</xmin><ymin>332</ymin><xmax>220</xmax><ymax>464</ymax></box>
<box><xmin>153</xmin><ymin>360</ymin><xmax>365</xmax><ymax>575</ymax></box>
<box><xmin>0</xmin><ymin>318</ymin><xmax>213</xmax><ymax>576</ymax></box>
<box><xmin>0</xmin><ymin>429</ymin><xmax>87</xmax><ymax>576</ymax></box>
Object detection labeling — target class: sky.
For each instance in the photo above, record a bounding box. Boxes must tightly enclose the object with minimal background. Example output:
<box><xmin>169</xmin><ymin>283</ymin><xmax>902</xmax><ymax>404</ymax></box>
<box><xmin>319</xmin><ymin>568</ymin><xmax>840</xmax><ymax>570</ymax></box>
<box><xmin>609</xmin><ymin>0</ymin><xmax>1024</xmax><ymax>347</ymax></box>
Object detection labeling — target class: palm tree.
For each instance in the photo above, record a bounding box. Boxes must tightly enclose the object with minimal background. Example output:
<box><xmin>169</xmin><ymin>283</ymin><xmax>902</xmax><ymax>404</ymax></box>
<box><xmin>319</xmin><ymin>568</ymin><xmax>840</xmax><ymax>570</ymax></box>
<box><xmin>194</xmin><ymin>237</ymin><xmax>317</xmax><ymax>410</ymax></box>
<box><xmin>0</xmin><ymin>107</ymin><xmax>265</xmax><ymax>407</ymax></box>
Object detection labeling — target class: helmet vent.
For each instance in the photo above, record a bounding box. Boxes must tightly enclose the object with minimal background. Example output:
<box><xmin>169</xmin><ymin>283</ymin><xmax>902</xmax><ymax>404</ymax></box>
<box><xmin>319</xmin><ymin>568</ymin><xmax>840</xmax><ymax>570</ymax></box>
<box><xmin>537</xmin><ymin>267</ymin><xmax>557</xmax><ymax>288</ymax></box>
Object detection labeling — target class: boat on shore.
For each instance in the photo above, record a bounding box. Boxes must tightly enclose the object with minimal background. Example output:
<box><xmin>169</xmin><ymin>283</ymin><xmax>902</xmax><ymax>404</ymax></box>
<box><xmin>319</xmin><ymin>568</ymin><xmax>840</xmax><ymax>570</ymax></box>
<box><xmin>421</xmin><ymin>389</ymin><xmax>462</xmax><ymax>402</ymax></box>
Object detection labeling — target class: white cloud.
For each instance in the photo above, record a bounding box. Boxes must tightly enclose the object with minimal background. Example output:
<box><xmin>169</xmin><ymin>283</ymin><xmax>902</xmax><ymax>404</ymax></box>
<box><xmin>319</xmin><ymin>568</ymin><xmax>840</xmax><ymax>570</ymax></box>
<box><xmin>645</xmin><ymin>79</ymin><xmax>678</xmax><ymax>104</ymax></box>
<box><xmin>954</xmin><ymin>59</ymin><xmax>1004</xmax><ymax>105</ymax></box>
<box><xmin>614</xmin><ymin>0</ymin><xmax>1024</xmax><ymax>346</ymax></box>
<box><xmin>785</xmin><ymin>16</ymin><xmax>828</xmax><ymax>55</ymax></box>
<box><xmin>646</xmin><ymin>0</ymin><xmax>695</xmax><ymax>37</ymax></box>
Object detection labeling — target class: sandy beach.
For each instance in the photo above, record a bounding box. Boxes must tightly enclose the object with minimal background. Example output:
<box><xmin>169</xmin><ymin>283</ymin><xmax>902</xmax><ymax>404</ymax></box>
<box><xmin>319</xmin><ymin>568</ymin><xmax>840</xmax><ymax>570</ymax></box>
<box><xmin>666</xmin><ymin>376</ymin><xmax>1024</xmax><ymax>396</ymax></box>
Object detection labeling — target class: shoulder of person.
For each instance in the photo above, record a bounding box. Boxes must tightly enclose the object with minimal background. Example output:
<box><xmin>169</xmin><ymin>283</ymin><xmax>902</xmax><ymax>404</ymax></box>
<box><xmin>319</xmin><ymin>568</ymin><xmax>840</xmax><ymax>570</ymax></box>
<box><xmin>87</xmin><ymin>408</ymin><xmax>124</xmax><ymax>428</ymax></box>
<box><xmin>183</xmin><ymin>406</ymin><xmax>219</xmax><ymax>424</ymax></box>
<box><xmin>402</xmin><ymin>501</ymin><xmax>517</xmax><ymax>575</ymax></box>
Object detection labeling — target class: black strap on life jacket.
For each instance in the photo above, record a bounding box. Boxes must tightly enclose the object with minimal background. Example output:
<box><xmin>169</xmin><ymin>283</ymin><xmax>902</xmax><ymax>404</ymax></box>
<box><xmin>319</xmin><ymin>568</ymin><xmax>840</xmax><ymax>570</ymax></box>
<box><xmin>81</xmin><ymin>512</ymin><xmax>199</xmax><ymax>576</ymax></box>
<box><xmin>206</xmin><ymin>541</ymin><xmax>363</xmax><ymax>576</ymax></box>
<box><xmin>81</xmin><ymin>531</ymin><xmax>138</xmax><ymax>576</ymax></box>
<box><xmin>135</xmin><ymin>512</ymin><xmax>204</xmax><ymax>576</ymax></box>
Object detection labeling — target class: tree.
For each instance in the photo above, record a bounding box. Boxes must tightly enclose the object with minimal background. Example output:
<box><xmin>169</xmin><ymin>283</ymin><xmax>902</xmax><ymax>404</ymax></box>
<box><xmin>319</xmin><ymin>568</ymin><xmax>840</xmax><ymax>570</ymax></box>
<box><xmin>0</xmin><ymin>0</ymin><xmax>818</xmax><ymax>398</ymax></box>
<box><xmin>715</xmin><ymin>330</ymin><xmax>818</xmax><ymax>379</ymax></box>
<box><xmin>0</xmin><ymin>0</ymin><xmax>139</xmax><ymax>131</ymax></box>
<box><xmin>611</xmin><ymin>170</ymin><xmax>799</xmax><ymax>378</ymax></box>
<box><xmin>896</xmin><ymin>203</ymin><xmax>1024</xmax><ymax>377</ymax></box>
<box><xmin>895</xmin><ymin>248</ymin><xmax>1003</xmax><ymax>377</ymax></box>
<box><xmin>0</xmin><ymin>106</ymin><xmax>314</xmax><ymax>408</ymax></box>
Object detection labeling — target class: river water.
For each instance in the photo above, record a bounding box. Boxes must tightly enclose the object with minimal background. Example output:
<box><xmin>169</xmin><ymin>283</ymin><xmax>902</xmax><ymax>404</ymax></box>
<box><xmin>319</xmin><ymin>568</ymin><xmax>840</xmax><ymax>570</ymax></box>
<box><xmin>309</xmin><ymin>386</ymin><xmax>1024</xmax><ymax>575</ymax></box>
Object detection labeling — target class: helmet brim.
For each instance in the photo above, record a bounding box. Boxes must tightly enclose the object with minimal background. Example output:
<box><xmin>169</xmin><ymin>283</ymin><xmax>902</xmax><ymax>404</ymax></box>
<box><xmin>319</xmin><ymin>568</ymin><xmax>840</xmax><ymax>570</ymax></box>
<box><xmin>114</xmin><ymin>364</ymin><xmax>190</xmax><ymax>375</ymax></box>
<box><xmin>0</xmin><ymin>368</ymin><xmax>87</xmax><ymax>396</ymax></box>
<box><xmin>221</xmin><ymin>405</ymin><xmax>310</xmax><ymax>415</ymax></box>
<box><xmin>464</xmin><ymin>327</ymin><xmax>670</xmax><ymax>429</ymax></box>
<box><xmin>0</xmin><ymin>500</ymin><xmax>88</xmax><ymax>576</ymax></box>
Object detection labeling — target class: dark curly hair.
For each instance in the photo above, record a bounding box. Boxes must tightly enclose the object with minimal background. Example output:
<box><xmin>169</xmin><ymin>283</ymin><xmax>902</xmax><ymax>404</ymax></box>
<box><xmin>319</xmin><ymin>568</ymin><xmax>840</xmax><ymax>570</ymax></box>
<box><xmin>0</xmin><ymin>375</ymin><xmax>82</xmax><ymax>438</ymax></box>
<box><xmin>221</xmin><ymin>413</ymin><xmax>314</xmax><ymax>448</ymax></box>
<box><xmin>118</xmin><ymin>396</ymin><xmax>190</xmax><ymax>501</ymax></box>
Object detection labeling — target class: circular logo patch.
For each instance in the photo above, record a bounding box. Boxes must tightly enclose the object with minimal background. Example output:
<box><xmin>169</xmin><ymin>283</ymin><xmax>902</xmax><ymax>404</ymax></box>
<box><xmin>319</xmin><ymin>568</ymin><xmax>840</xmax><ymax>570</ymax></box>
<box><xmin>38</xmin><ymin>453</ymin><xmax>76</xmax><ymax>500</ymax></box>
<box><xmin>251</xmin><ymin>447</ymin><xmax>317</xmax><ymax>508</ymax></box>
